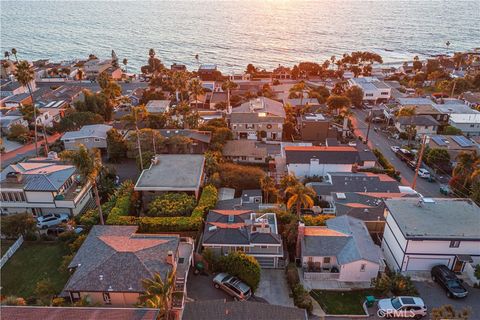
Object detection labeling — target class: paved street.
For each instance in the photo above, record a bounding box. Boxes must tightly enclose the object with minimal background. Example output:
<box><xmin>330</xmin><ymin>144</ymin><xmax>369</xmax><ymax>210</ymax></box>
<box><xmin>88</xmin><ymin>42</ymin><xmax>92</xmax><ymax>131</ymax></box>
<box><xmin>351</xmin><ymin>109</ymin><xmax>445</xmax><ymax>197</ymax></box>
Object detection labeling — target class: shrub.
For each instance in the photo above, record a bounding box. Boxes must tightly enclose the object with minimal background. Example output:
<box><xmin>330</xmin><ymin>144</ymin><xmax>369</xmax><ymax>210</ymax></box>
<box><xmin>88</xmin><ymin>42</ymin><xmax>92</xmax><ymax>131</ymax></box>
<box><xmin>0</xmin><ymin>213</ymin><xmax>37</xmax><ymax>239</ymax></box>
<box><xmin>474</xmin><ymin>265</ymin><xmax>480</xmax><ymax>280</ymax></box>
<box><xmin>51</xmin><ymin>297</ymin><xmax>66</xmax><ymax>306</ymax></box>
<box><xmin>24</xmin><ymin>230</ymin><xmax>38</xmax><ymax>241</ymax></box>
<box><xmin>1</xmin><ymin>296</ymin><xmax>27</xmax><ymax>306</ymax></box>
<box><xmin>58</xmin><ymin>254</ymin><xmax>74</xmax><ymax>273</ymax></box>
<box><xmin>372</xmin><ymin>149</ymin><xmax>401</xmax><ymax>180</ymax></box>
<box><xmin>202</xmin><ymin>248</ymin><xmax>221</xmax><ymax>272</ymax></box>
<box><xmin>286</xmin><ymin>263</ymin><xmax>300</xmax><ymax>289</ymax></box>
<box><xmin>218</xmin><ymin>163</ymin><xmax>265</xmax><ymax>190</ymax></box>
<box><xmin>138</xmin><ymin>216</ymin><xmax>202</xmax><ymax>232</ymax></box>
<box><xmin>219</xmin><ymin>252</ymin><xmax>261</xmax><ymax>291</ymax></box>
<box><xmin>292</xmin><ymin>284</ymin><xmax>313</xmax><ymax>314</ymax></box>
<box><xmin>373</xmin><ymin>272</ymin><xmax>418</xmax><ymax>296</ymax></box>
<box><xmin>147</xmin><ymin>193</ymin><xmax>196</xmax><ymax>217</ymax></box>
<box><xmin>302</xmin><ymin>214</ymin><xmax>335</xmax><ymax>226</ymax></box>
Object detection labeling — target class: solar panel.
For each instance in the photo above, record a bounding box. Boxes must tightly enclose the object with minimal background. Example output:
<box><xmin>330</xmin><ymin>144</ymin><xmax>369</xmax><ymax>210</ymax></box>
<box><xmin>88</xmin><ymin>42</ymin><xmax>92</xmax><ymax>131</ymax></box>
<box><xmin>431</xmin><ymin>136</ymin><xmax>447</xmax><ymax>146</ymax></box>
<box><xmin>452</xmin><ymin>136</ymin><xmax>473</xmax><ymax>147</ymax></box>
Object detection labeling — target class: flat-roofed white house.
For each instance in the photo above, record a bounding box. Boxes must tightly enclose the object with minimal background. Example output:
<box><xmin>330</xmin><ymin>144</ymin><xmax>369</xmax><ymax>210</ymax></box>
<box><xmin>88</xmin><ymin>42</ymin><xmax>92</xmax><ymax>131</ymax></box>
<box><xmin>347</xmin><ymin>77</ymin><xmax>391</xmax><ymax>103</ymax></box>
<box><xmin>433</xmin><ymin>101</ymin><xmax>480</xmax><ymax>136</ymax></box>
<box><xmin>381</xmin><ymin>198</ymin><xmax>480</xmax><ymax>274</ymax></box>
<box><xmin>0</xmin><ymin>154</ymin><xmax>94</xmax><ymax>216</ymax></box>
<box><xmin>298</xmin><ymin>215</ymin><xmax>383</xmax><ymax>286</ymax></box>
<box><xmin>61</xmin><ymin>124</ymin><xmax>113</xmax><ymax>150</ymax></box>
<box><xmin>145</xmin><ymin>100</ymin><xmax>171</xmax><ymax>114</ymax></box>
<box><xmin>202</xmin><ymin>210</ymin><xmax>284</xmax><ymax>268</ymax></box>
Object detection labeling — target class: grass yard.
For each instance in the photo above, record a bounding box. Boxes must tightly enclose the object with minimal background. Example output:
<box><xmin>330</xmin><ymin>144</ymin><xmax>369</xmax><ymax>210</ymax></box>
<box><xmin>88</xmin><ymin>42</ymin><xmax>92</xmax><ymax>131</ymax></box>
<box><xmin>1</xmin><ymin>240</ymin><xmax>15</xmax><ymax>256</ymax></box>
<box><xmin>1</xmin><ymin>241</ymin><xmax>70</xmax><ymax>299</ymax></box>
<box><xmin>310</xmin><ymin>289</ymin><xmax>379</xmax><ymax>315</ymax></box>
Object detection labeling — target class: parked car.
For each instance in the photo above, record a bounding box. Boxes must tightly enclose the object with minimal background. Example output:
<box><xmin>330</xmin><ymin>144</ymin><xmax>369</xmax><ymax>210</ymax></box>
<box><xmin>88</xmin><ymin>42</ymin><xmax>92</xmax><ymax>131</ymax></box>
<box><xmin>407</xmin><ymin>160</ymin><xmax>417</xmax><ymax>170</ymax></box>
<box><xmin>348</xmin><ymin>141</ymin><xmax>357</xmax><ymax>147</ymax></box>
<box><xmin>440</xmin><ymin>184</ymin><xmax>453</xmax><ymax>196</ymax></box>
<box><xmin>377</xmin><ymin>296</ymin><xmax>427</xmax><ymax>319</ymax></box>
<box><xmin>431</xmin><ymin>265</ymin><xmax>468</xmax><ymax>298</ymax></box>
<box><xmin>390</xmin><ymin>146</ymin><xmax>400</xmax><ymax>153</ymax></box>
<box><xmin>213</xmin><ymin>273</ymin><xmax>252</xmax><ymax>301</ymax></box>
<box><xmin>46</xmin><ymin>225</ymin><xmax>84</xmax><ymax>237</ymax></box>
<box><xmin>418</xmin><ymin>168</ymin><xmax>430</xmax><ymax>178</ymax></box>
<box><xmin>396</xmin><ymin>149</ymin><xmax>414</xmax><ymax>162</ymax></box>
<box><xmin>36</xmin><ymin>213</ymin><xmax>69</xmax><ymax>229</ymax></box>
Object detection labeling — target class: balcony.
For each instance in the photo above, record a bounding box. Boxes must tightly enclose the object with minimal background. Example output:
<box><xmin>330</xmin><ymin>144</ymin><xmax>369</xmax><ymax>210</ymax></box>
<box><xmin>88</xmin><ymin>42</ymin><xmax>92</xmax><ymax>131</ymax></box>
<box><xmin>303</xmin><ymin>263</ymin><xmax>340</xmax><ymax>280</ymax></box>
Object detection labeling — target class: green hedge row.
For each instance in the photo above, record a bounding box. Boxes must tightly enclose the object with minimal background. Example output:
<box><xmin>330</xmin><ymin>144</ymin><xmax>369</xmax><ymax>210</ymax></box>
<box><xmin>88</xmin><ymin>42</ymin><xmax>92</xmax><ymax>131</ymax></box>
<box><xmin>106</xmin><ymin>181</ymin><xmax>135</xmax><ymax>224</ymax></box>
<box><xmin>372</xmin><ymin>148</ymin><xmax>401</xmax><ymax>181</ymax></box>
<box><xmin>109</xmin><ymin>185</ymin><xmax>218</xmax><ymax>232</ymax></box>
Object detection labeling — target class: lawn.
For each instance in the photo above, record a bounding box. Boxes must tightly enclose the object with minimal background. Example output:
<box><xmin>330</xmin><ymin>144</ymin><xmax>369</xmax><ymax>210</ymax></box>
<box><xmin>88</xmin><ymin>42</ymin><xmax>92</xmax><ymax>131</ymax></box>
<box><xmin>1</xmin><ymin>240</ymin><xmax>14</xmax><ymax>256</ymax></box>
<box><xmin>310</xmin><ymin>289</ymin><xmax>378</xmax><ymax>315</ymax></box>
<box><xmin>1</xmin><ymin>241</ymin><xmax>70</xmax><ymax>299</ymax></box>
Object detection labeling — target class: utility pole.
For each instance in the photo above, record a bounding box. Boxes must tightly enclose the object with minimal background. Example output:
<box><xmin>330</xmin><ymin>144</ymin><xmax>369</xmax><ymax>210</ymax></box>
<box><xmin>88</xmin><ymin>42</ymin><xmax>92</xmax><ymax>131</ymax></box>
<box><xmin>365</xmin><ymin>110</ymin><xmax>372</xmax><ymax>144</ymax></box>
<box><xmin>135</xmin><ymin>108</ymin><xmax>144</xmax><ymax>170</ymax></box>
<box><xmin>412</xmin><ymin>134</ymin><xmax>428</xmax><ymax>190</ymax></box>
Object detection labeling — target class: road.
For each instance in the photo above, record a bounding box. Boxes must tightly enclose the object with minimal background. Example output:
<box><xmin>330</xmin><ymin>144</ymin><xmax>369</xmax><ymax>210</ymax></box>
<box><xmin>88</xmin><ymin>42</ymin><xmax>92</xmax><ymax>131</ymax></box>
<box><xmin>350</xmin><ymin>108</ymin><xmax>444</xmax><ymax>197</ymax></box>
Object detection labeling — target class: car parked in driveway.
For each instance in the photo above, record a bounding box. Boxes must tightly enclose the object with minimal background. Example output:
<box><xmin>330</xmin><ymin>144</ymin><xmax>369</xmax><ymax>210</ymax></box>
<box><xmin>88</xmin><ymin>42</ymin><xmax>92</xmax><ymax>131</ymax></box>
<box><xmin>36</xmin><ymin>213</ymin><xmax>69</xmax><ymax>229</ymax></box>
<box><xmin>431</xmin><ymin>265</ymin><xmax>468</xmax><ymax>298</ymax></box>
<box><xmin>213</xmin><ymin>273</ymin><xmax>252</xmax><ymax>301</ymax></box>
<box><xmin>377</xmin><ymin>296</ymin><xmax>427</xmax><ymax>319</ymax></box>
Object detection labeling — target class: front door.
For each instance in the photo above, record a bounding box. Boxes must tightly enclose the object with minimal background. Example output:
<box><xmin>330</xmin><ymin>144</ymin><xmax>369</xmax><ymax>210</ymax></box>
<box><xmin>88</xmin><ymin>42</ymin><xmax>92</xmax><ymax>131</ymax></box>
<box><xmin>453</xmin><ymin>259</ymin><xmax>464</xmax><ymax>273</ymax></box>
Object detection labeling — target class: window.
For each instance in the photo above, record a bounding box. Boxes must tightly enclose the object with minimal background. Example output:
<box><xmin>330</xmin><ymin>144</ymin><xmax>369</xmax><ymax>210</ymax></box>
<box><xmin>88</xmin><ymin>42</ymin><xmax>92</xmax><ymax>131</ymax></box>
<box><xmin>360</xmin><ymin>263</ymin><xmax>366</xmax><ymax>272</ymax></box>
<box><xmin>71</xmin><ymin>292</ymin><xmax>80</xmax><ymax>301</ymax></box>
<box><xmin>94</xmin><ymin>138</ymin><xmax>101</xmax><ymax>142</ymax></box>
<box><xmin>102</xmin><ymin>292</ymin><xmax>111</xmax><ymax>304</ymax></box>
<box><xmin>470</xmin><ymin>124</ymin><xmax>475</xmax><ymax>128</ymax></box>
<box><xmin>233</xmin><ymin>125</ymin><xmax>237</xmax><ymax>130</ymax></box>
<box><xmin>366</xmin><ymin>93</ymin><xmax>374</xmax><ymax>97</ymax></box>
<box><xmin>381</xmin><ymin>92</ymin><xmax>389</xmax><ymax>95</ymax></box>
<box><xmin>241</xmin><ymin>156</ymin><xmax>247</xmax><ymax>160</ymax></box>
<box><xmin>254</xmin><ymin>157</ymin><xmax>263</xmax><ymax>161</ymax></box>
<box><xmin>449</xmin><ymin>240</ymin><xmax>461</xmax><ymax>248</ymax></box>
<box><xmin>84</xmin><ymin>138</ymin><xmax>89</xmax><ymax>142</ymax></box>
<box><xmin>323</xmin><ymin>257</ymin><xmax>331</xmax><ymax>264</ymax></box>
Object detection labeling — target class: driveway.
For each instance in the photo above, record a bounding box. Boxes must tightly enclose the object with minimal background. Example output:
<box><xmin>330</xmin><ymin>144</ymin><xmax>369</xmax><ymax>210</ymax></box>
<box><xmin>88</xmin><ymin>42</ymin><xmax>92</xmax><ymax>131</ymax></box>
<box><xmin>255</xmin><ymin>269</ymin><xmax>294</xmax><ymax>307</ymax></box>
<box><xmin>414</xmin><ymin>281</ymin><xmax>480</xmax><ymax>317</ymax></box>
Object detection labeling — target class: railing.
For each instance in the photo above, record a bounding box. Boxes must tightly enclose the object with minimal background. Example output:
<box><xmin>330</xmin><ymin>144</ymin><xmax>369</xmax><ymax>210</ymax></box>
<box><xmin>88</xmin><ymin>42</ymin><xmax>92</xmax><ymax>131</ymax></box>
<box><xmin>0</xmin><ymin>236</ymin><xmax>24</xmax><ymax>269</ymax></box>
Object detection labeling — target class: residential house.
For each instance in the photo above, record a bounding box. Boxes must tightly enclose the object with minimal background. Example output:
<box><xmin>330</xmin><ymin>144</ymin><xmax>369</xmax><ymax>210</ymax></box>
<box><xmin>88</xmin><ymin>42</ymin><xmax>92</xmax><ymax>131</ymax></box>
<box><xmin>2</xmin><ymin>93</ymin><xmax>32</xmax><ymax>108</ymax></box>
<box><xmin>171</xmin><ymin>63</ymin><xmax>187</xmax><ymax>72</ymax></box>
<box><xmin>298</xmin><ymin>215</ymin><xmax>383</xmax><ymax>285</ymax></box>
<box><xmin>183</xmin><ymin>300</ymin><xmax>307</xmax><ymax>320</ymax></box>
<box><xmin>283</xmin><ymin>98</ymin><xmax>321</xmax><ymax>114</ymax></box>
<box><xmin>284</xmin><ymin>146</ymin><xmax>377</xmax><ymax>179</ymax></box>
<box><xmin>145</xmin><ymin>99</ymin><xmax>170</xmax><ymax>114</ymax></box>
<box><xmin>433</xmin><ymin>101</ymin><xmax>480</xmax><ymax>136</ymax></box>
<box><xmin>222</xmin><ymin>140</ymin><xmax>268</xmax><ymax>164</ymax></box>
<box><xmin>203</xmin><ymin>91</ymin><xmax>228</xmax><ymax>110</ymax></box>
<box><xmin>0</xmin><ymin>114</ymin><xmax>28</xmax><ymax>135</ymax></box>
<box><xmin>395</xmin><ymin>115</ymin><xmax>439</xmax><ymax>137</ymax></box>
<box><xmin>0</xmin><ymin>153</ymin><xmax>94</xmax><ymax>216</ymax></box>
<box><xmin>63</xmin><ymin>225</ymin><xmax>193</xmax><ymax>318</ymax></box>
<box><xmin>214</xmin><ymin>188</ymin><xmax>281</xmax><ymax>212</ymax></box>
<box><xmin>462</xmin><ymin>91</ymin><xmax>480</xmax><ymax>109</ymax></box>
<box><xmin>134</xmin><ymin>154</ymin><xmax>205</xmax><ymax>207</ymax></box>
<box><xmin>381</xmin><ymin>198</ymin><xmax>480</xmax><ymax>274</ymax></box>
<box><xmin>159</xmin><ymin>129</ymin><xmax>211</xmax><ymax>154</ymax></box>
<box><xmin>198</xmin><ymin>64</ymin><xmax>220</xmax><ymax>81</ymax></box>
<box><xmin>229</xmin><ymin>97</ymin><xmax>285</xmax><ymax>141</ymax></box>
<box><xmin>0</xmin><ymin>79</ymin><xmax>33</xmax><ymax>102</ymax></box>
<box><xmin>128</xmin><ymin>88</ymin><xmax>145</xmax><ymax>106</ymax></box>
<box><xmin>427</xmin><ymin>135</ymin><xmax>477</xmax><ymax>160</ymax></box>
<box><xmin>395</xmin><ymin>97</ymin><xmax>449</xmax><ymax>129</ymax></box>
<box><xmin>297</xmin><ymin>113</ymin><xmax>331</xmax><ymax>145</ymax></box>
<box><xmin>273</xmin><ymin>65</ymin><xmax>292</xmax><ymax>79</ymax></box>
<box><xmin>61</xmin><ymin>124</ymin><xmax>113</xmax><ymax>150</ymax></box>
<box><xmin>83</xmin><ymin>59</ymin><xmax>113</xmax><ymax>79</ymax></box>
<box><xmin>202</xmin><ymin>210</ymin><xmax>284</xmax><ymax>268</ymax></box>
<box><xmin>347</xmin><ymin>77</ymin><xmax>391</xmax><ymax>103</ymax></box>
<box><xmin>1</xmin><ymin>306</ymin><xmax>159</xmax><ymax>320</ymax></box>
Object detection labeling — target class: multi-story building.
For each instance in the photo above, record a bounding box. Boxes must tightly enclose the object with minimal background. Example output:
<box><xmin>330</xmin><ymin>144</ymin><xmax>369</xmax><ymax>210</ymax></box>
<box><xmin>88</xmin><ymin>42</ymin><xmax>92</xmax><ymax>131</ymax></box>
<box><xmin>347</xmin><ymin>77</ymin><xmax>391</xmax><ymax>103</ymax></box>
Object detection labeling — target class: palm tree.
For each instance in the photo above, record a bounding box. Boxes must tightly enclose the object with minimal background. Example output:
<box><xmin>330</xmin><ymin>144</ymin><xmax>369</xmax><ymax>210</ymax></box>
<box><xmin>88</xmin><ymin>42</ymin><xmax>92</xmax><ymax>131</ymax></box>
<box><xmin>260</xmin><ymin>175</ymin><xmax>277</xmax><ymax>204</ymax></box>
<box><xmin>172</xmin><ymin>71</ymin><xmax>187</xmax><ymax>102</ymax></box>
<box><xmin>279</xmin><ymin>174</ymin><xmax>299</xmax><ymax>199</ymax></box>
<box><xmin>175</xmin><ymin>101</ymin><xmax>191</xmax><ymax>129</ymax></box>
<box><xmin>396</xmin><ymin>106</ymin><xmax>416</xmax><ymax>146</ymax></box>
<box><xmin>123</xmin><ymin>58</ymin><xmax>128</xmax><ymax>73</ymax></box>
<box><xmin>77</xmin><ymin>69</ymin><xmax>84</xmax><ymax>81</ymax></box>
<box><xmin>11</xmin><ymin>48</ymin><xmax>18</xmax><ymax>62</ymax></box>
<box><xmin>122</xmin><ymin>105</ymin><xmax>149</xmax><ymax>170</ymax></box>
<box><xmin>4</xmin><ymin>51</ymin><xmax>10</xmax><ymax>60</ymax></box>
<box><xmin>289</xmin><ymin>81</ymin><xmax>306</xmax><ymax>107</ymax></box>
<box><xmin>15</xmin><ymin>61</ymin><xmax>38</xmax><ymax>156</ymax></box>
<box><xmin>285</xmin><ymin>183</ymin><xmax>316</xmax><ymax>217</ymax></box>
<box><xmin>139</xmin><ymin>271</ymin><xmax>175</xmax><ymax>319</ymax></box>
<box><xmin>60</xmin><ymin>145</ymin><xmax>105</xmax><ymax>225</ymax></box>
<box><xmin>188</xmin><ymin>78</ymin><xmax>204</xmax><ymax>110</ymax></box>
<box><xmin>453</xmin><ymin>151</ymin><xmax>479</xmax><ymax>187</ymax></box>
<box><xmin>221</xmin><ymin>80</ymin><xmax>238</xmax><ymax>113</ymax></box>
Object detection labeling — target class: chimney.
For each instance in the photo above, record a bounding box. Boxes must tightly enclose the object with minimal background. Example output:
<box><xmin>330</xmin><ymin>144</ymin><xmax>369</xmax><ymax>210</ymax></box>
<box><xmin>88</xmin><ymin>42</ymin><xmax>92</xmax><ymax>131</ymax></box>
<box><xmin>167</xmin><ymin>250</ymin><xmax>175</xmax><ymax>265</ymax></box>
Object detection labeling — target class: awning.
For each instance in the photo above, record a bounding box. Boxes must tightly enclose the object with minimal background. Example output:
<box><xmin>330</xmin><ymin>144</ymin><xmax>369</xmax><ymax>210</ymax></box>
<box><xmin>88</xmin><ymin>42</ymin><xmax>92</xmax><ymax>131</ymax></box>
<box><xmin>456</xmin><ymin>255</ymin><xmax>473</xmax><ymax>263</ymax></box>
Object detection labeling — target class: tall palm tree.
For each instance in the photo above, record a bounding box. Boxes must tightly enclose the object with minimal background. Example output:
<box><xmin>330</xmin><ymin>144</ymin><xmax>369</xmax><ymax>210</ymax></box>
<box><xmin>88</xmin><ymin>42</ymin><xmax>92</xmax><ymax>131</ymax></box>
<box><xmin>188</xmin><ymin>78</ymin><xmax>204</xmax><ymax>110</ymax></box>
<box><xmin>175</xmin><ymin>101</ymin><xmax>191</xmax><ymax>129</ymax></box>
<box><xmin>77</xmin><ymin>69</ymin><xmax>84</xmax><ymax>80</ymax></box>
<box><xmin>285</xmin><ymin>183</ymin><xmax>316</xmax><ymax>217</ymax></box>
<box><xmin>11</xmin><ymin>48</ymin><xmax>18</xmax><ymax>62</ymax></box>
<box><xmin>221</xmin><ymin>80</ymin><xmax>238</xmax><ymax>113</ymax></box>
<box><xmin>172</xmin><ymin>71</ymin><xmax>187</xmax><ymax>102</ymax></box>
<box><xmin>15</xmin><ymin>61</ymin><xmax>38</xmax><ymax>156</ymax></box>
<box><xmin>289</xmin><ymin>81</ymin><xmax>306</xmax><ymax>107</ymax></box>
<box><xmin>453</xmin><ymin>151</ymin><xmax>479</xmax><ymax>187</ymax></box>
<box><xmin>396</xmin><ymin>106</ymin><xmax>416</xmax><ymax>146</ymax></box>
<box><xmin>139</xmin><ymin>271</ymin><xmax>175</xmax><ymax>319</ymax></box>
<box><xmin>60</xmin><ymin>145</ymin><xmax>104</xmax><ymax>225</ymax></box>
<box><xmin>260</xmin><ymin>175</ymin><xmax>277</xmax><ymax>204</ymax></box>
<box><xmin>122</xmin><ymin>105</ymin><xmax>149</xmax><ymax>170</ymax></box>
<box><xmin>123</xmin><ymin>58</ymin><xmax>128</xmax><ymax>73</ymax></box>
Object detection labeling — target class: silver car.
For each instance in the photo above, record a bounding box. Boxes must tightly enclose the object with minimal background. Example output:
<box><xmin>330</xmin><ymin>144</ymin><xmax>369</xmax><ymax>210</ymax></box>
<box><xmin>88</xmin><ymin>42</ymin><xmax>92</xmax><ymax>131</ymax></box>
<box><xmin>213</xmin><ymin>273</ymin><xmax>252</xmax><ymax>301</ymax></box>
<box><xmin>378</xmin><ymin>296</ymin><xmax>427</xmax><ymax>319</ymax></box>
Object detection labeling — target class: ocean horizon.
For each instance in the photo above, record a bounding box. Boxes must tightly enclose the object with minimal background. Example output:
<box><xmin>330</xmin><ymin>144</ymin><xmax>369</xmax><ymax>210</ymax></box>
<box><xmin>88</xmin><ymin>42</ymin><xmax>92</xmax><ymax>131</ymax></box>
<box><xmin>1</xmin><ymin>0</ymin><xmax>479</xmax><ymax>72</ymax></box>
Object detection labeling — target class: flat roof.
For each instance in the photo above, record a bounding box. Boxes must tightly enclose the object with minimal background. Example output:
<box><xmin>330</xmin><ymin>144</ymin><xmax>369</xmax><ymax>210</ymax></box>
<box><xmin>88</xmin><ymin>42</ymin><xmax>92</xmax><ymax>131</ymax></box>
<box><xmin>385</xmin><ymin>198</ymin><xmax>480</xmax><ymax>240</ymax></box>
<box><xmin>135</xmin><ymin>154</ymin><xmax>205</xmax><ymax>191</ymax></box>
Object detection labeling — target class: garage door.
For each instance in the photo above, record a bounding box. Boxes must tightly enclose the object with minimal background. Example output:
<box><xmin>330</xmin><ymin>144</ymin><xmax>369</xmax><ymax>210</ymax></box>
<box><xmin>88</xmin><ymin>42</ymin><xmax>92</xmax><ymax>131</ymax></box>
<box><xmin>255</xmin><ymin>257</ymin><xmax>275</xmax><ymax>268</ymax></box>
<box><xmin>405</xmin><ymin>257</ymin><xmax>451</xmax><ymax>271</ymax></box>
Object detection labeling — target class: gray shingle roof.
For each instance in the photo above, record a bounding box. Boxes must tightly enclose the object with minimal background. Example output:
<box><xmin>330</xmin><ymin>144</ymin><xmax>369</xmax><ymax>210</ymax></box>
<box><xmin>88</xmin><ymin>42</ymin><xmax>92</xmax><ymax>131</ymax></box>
<box><xmin>385</xmin><ymin>198</ymin><xmax>480</xmax><ymax>240</ymax></box>
<box><xmin>302</xmin><ymin>216</ymin><xmax>381</xmax><ymax>264</ymax></box>
<box><xmin>232</xmin><ymin>97</ymin><xmax>286</xmax><ymax>118</ymax></box>
<box><xmin>61</xmin><ymin>124</ymin><xmax>112</xmax><ymax>140</ymax></box>
<box><xmin>396</xmin><ymin>115</ymin><xmax>439</xmax><ymax>126</ymax></box>
<box><xmin>183</xmin><ymin>300</ymin><xmax>307</xmax><ymax>320</ymax></box>
<box><xmin>285</xmin><ymin>146</ymin><xmax>373</xmax><ymax>165</ymax></box>
<box><xmin>64</xmin><ymin>226</ymin><xmax>179</xmax><ymax>292</ymax></box>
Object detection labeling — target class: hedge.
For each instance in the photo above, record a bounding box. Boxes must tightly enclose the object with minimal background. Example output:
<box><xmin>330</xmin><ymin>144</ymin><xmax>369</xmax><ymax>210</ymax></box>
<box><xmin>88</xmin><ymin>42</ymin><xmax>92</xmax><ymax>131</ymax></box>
<box><xmin>302</xmin><ymin>214</ymin><xmax>335</xmax><ymax>226</ymax></box>
<box><xmin>147</xmin><ymin>193</ymin><xmax>196</xmax><ymax>217</ymax></box>
<box><xmin>372</xmin><ymin>149</ymin><xmax>401</xmax><ymax>181</ymax></box>
<box><xmin>106</xmin><ymin>181</ymin><xmax>135</xmax><ymax>224</ymax></box>
<box><xmin>109</xmin><ymin>185</ymin><xmax>218</xmax><ymax>233</ymax></box>
<box><xmin>220</xmin><ymin>252</ymin><xmax>261</xmax><ymax>291</ymax></box>
<box><xmin>286</xmin><ymin>263</ymin><xmax>313</xmax><ymax>314</ymax></box>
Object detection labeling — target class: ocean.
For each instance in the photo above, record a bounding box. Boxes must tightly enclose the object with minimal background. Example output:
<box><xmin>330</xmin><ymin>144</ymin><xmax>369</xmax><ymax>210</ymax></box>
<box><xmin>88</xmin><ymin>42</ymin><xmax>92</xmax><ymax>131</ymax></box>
<box><xmin>1</xmin><ymin>0</ymin><xmax>479</xmax><ymax>73</ymax></box>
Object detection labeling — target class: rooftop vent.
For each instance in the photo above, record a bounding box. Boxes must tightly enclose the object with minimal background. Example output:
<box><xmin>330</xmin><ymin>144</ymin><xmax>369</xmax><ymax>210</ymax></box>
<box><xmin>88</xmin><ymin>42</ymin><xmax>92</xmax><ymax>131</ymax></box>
<box><xmin>228</xmin><ymin>215</ymin><xmax>235</xmax><ymax>223</ymax></box>
<box><xmin>208</xmin><ymin>225</ymin><xmax>217</xmax><ymax>232</ymax></box>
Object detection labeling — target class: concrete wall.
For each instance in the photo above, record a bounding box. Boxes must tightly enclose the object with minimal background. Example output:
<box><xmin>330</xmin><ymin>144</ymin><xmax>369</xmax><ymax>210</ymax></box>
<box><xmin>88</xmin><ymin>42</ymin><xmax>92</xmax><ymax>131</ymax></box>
<box><xmin>79</xmin><ymin>291</ymin><xmax>140</xmax><ymax>306</ymax></box>
<box><xmin>339</xmin><ymin>260</ymin><xmax>379</xmax><ymax>282</ymax></box>
<box><xmin>287</xmin><ymin>163</ymin><xmax>352</xmax><ymax>178</ymax></box>
<box><xmin>381</xmin><ymin>213</ymin><xmax>408</xmax><ymax>272</ymax></box>
<box><xmin>25</xmin><ymin>191</ymin><xmax>54</xmax><ymax>203</ymax></box>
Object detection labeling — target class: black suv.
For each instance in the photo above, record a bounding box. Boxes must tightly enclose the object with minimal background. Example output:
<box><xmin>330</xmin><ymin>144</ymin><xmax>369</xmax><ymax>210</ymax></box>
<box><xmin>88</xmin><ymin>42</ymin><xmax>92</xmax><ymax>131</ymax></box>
<box><xmin>431</xmin><ymin>265</ymin><xmax>468</xmax><ymax>298</ymax></box>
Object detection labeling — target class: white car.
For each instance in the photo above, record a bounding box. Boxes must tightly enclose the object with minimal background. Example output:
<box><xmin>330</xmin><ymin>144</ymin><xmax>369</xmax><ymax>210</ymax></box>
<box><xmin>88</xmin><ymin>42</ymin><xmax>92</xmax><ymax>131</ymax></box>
<box><xmin>378</xmin><ymin>296</ymin><xmax>427</xmax><ymax>319</ymax></box>
<box><xmin>390</xmin><ymin>146</ymin><xmax>400</xmax><ymax>153</ymax></box>
<box><xmin>348</xmin><ymin>141</ymin><xmax>357</xmax><ymax>147</ymax></box>
<box><xmin>36</xmin><ymin>213</ymin><xmax>69</xmax><ymax>229</ymax></box>
<box><xmin>418</xmin><ymin>168</ymin><xmax>430</xmax><ymax>179</ymax></box>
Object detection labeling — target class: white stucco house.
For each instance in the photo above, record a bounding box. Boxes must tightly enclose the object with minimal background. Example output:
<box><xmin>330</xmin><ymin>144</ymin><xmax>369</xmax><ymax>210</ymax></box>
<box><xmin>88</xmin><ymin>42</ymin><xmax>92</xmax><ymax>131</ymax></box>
<box><xmin>298</xmin><ymin>215</ymin><xmax>383</xmax><ymax>286</ymax></box>
<box><xmin>347</xmin><ymin>77</ymin><xmax>391</xmax><ymax>103</ymax></box>
<box><xmin>381</xmin><ymin>198</ymin><xmax>480</xmax><ymax>275</ymax></box>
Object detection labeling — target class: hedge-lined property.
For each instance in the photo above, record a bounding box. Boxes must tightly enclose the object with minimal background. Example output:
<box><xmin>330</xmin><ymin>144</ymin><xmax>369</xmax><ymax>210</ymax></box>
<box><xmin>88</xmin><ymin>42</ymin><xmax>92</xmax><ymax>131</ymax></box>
<box><xmin>105</xmin><ymin>181</ymin><xmax>135</xmax><ymax>224</ymax></box>
<box><xmin>371</xmin><ymin>148</ymin><xmax>401</xmax><ymax>181</ymax></box>
<box><xmin>110</xmin><ymin>185</ymin><xmax>218</xmax><ymax>233</ymax></box>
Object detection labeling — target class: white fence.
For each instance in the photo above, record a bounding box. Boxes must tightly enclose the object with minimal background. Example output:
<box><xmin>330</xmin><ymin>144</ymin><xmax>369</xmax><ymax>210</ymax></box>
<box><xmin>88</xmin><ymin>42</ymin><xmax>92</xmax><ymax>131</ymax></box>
<box><xmin>0</xmin><ymin>236</ymin><xmax>24</xmax><ymax>269</ymax></box>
